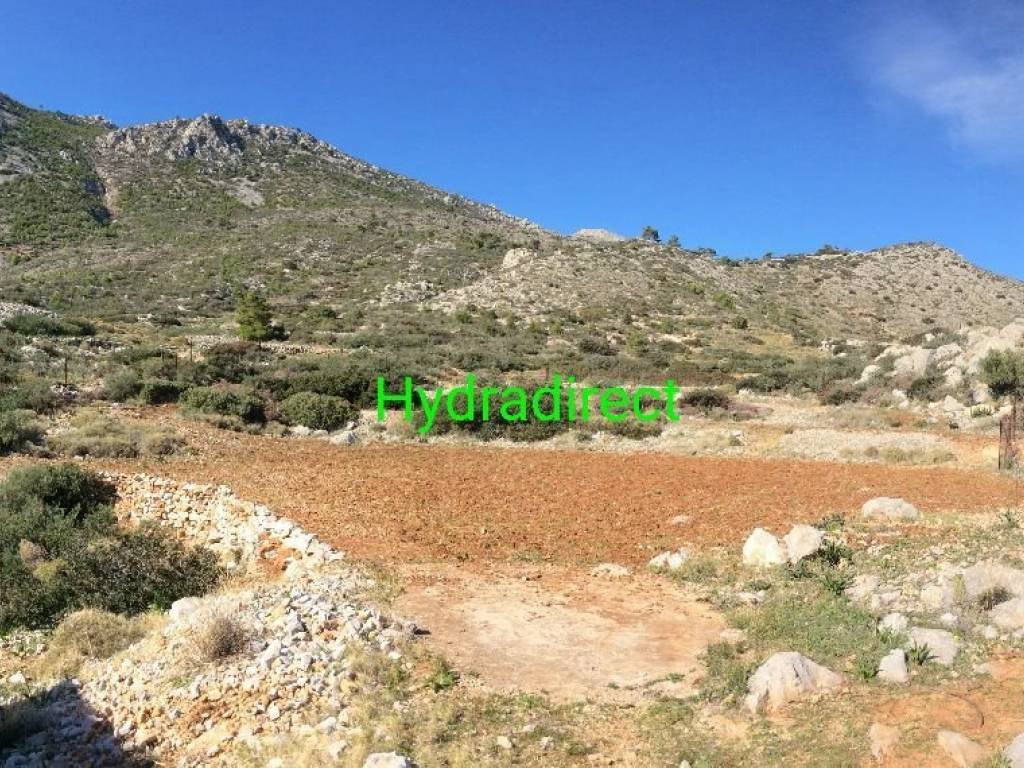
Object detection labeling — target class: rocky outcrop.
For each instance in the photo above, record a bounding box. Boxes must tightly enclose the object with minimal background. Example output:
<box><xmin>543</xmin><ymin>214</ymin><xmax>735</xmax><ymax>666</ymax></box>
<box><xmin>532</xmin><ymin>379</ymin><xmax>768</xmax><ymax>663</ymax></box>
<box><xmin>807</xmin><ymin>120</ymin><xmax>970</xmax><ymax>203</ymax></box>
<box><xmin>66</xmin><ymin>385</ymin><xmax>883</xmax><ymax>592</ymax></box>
<box><xmin>1</xmin><ymin>474</ymin><xmax>415</xmax><ymax>767</ymax></box>
<box><xmin>861</xmin><ymin>497</ymin><xmax>920</xmax><ymax>522</ymax></box>
<box><xmin>744</xmin><ymin>652</ymin><xmax>843</xmax><ymax>713</ymax></box>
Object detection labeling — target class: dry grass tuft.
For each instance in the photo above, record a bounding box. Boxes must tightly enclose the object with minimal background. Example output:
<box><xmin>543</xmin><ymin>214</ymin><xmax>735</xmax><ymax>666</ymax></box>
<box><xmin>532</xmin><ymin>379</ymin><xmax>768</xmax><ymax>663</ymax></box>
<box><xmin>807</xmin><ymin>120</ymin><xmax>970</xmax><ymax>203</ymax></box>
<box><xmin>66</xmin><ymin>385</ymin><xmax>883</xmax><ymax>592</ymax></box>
<box><xmin>190</xmin><ymin>612</ymin><xmax>249</xmax><ymax>663</ymax></box>
<box><xmin>35</xmin><ymin>609</ymin><xmax>152</xmax><ymax>679</ymax></box>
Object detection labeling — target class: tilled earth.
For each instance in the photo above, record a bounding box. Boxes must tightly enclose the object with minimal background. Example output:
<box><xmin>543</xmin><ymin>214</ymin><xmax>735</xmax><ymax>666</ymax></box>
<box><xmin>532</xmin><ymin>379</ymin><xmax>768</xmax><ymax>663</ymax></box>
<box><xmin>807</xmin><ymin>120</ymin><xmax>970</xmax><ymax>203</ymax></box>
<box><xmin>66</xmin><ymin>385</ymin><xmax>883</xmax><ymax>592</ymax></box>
<box><xmin>106</xmin><ymin>425</ymin><xmax>1021</xmax><ymax>566</ymax></box>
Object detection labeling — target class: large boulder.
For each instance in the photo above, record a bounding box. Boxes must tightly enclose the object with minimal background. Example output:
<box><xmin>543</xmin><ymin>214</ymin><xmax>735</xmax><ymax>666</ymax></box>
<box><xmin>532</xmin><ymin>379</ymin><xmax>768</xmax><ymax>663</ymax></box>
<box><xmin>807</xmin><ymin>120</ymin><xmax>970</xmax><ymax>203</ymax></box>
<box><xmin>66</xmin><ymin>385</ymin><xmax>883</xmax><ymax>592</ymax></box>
<box><xmin>744</xmin><ymin>652</ymin><xmax>843</xmax><ymax>713</ymax></box>
<box><xmin>782</xmin><ymin>524</ymin><xmax>824</xmax><ymax>564</ymax></box>
<box><xmin>907</xmin><ymin>627</ymin><xmax>961</xmax><ymax>666</ymax></box>
<box><xmin>990</xmin><ymin>598</ymin><xmax>1024</xmax><ymax>631</ymax></box>
<box><xmin>742</xmin><ymin>528</ymin><xmax>787</xmax><ymax>568</ymax></box>
<box><xmin>648</xmin><ymin>548</ymin><xmax>692</xmax><ymax>572</ymax></box>
<box><xmin>877</xmin><ymin>649</ymin><xmax>909</xmax><ymax>684</ymax></box>
<box><xmin>861</xmin><ymin>497</ymin><xmax>920</xmax><ymax>522</ymax></box>
<box><xmin>961</xmin><ymin>560</ymin><xmax>1024</xmax><ymax>600</ymax></box>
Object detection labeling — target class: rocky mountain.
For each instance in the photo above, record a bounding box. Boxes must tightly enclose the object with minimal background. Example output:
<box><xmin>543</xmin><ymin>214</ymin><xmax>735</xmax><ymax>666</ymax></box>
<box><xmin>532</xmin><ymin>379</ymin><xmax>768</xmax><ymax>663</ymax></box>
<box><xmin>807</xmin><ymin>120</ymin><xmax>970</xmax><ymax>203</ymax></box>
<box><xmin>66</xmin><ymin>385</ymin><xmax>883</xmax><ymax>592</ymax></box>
<box><xmin>2</xmin><ymin>90</ymin><xmax>1023</xmax><ymax>347</ymax></box>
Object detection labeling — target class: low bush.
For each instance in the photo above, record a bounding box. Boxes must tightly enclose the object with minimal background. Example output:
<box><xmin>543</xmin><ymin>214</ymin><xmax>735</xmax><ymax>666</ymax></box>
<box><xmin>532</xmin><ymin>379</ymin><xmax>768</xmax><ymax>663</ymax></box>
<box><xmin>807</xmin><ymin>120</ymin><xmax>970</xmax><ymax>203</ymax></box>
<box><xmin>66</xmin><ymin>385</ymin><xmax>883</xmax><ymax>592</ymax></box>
<box><xmin>0</xmin><ymin>464</ymin><xmax>220</xmax><ymax>631</ymax></box>
<box><xmin>0</xmin><ymin>410</ymin><xmax>43</xmax><ymax>455</ymax></box>
<box><xmin>49</xmin><ymin>410</ymin><xmax>181</xmax><ymax>458</ymax></box>
<box><xmin>102</xmin><ymin>368</ymin><xmax>142</xmax><ymax>402</ymax></box>
<box><xmin>182</xmin><ymin>385</ymin><xmax>265</xmax><ymax>424</ymax></box>
<box><xmin>37</xmin><ymin>608</ymin><xmax>148</xmax><ymax>677</ymax></box>
<box><xmin>191</xmin><ymin>611</ymin><xmax>249</xmax><ymax>662</ymax></box>
<box><xmin>3</xmin><ymin>314</ymin><xmax>95</xmax><ymax>337</ymax></box>
<box><xmin>820</xmin><ymin>385</ymin><xmax>862</xmax><ymax>406</ymax></box>
<box><xmin>279</xmin><ymin>391</ymin><xmax>356</xmax><ymax>431</ymax></box>
<box><xmin>907</xmin><ymin>370</ymin><xmax>945</xmax><ymax>402</ymax></box>
<box><xmin>599</xmin><ymin>420</ymin><xmax>663</xmax><ymax>440</ymax></box>
<box><xmin>0</xmin><ymin>379</ymin><xmax>55</xmax><ymax>414</ymax></box>
<box><xmin>139</xmin><ymin>378</ymin><xmax>183</xmax><ymax>405</ymax></box>
<box><xmin>681</xmin><ymin>388</ymin><xmax>731</xmax><ymax>413</ymax></box>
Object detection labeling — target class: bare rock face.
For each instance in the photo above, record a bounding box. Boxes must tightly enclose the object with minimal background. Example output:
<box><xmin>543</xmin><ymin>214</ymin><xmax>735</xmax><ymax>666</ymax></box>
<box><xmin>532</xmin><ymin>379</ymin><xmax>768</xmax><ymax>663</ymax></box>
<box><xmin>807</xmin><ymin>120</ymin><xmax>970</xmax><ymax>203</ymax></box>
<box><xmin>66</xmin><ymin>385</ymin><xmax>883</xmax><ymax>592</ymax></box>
<box><xmin>936</xmin><ymin>731</ymin><xmax>987</xmax><ymax>767</ymax></box>
<box><xmin>572</xmin><ymin>228</ymin><xmax>626</xmax><ymax>243</ymax></box>
<box><xmin>96</xmin><ymin>114</ymin><xmax>343</xmax><ymax>164</ymax></box>
<box><xmin>648</xmin><ymin>548</ymin><xmax>693</xmax><ymax>572</ymax></box>
<box><xmin>744</xmin><ymin>652</ymin><xmax>843</xmax><ymax>713</ymax></box>
<box><xmin>363</xmin><ymin>753</ymin><xmax>416</xmax><ymax>768</ymax></box>
<box><xmin>742</xmin><ymin>528</ymin><xmax>787</xmax><ymax>567</ymax></box>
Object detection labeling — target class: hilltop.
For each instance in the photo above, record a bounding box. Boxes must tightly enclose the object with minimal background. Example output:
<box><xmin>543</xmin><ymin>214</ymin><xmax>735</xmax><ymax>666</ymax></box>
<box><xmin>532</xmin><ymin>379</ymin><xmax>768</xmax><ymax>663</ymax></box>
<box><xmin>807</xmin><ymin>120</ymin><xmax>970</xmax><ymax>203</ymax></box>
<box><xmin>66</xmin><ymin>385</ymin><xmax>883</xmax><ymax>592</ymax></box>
<box><xmin>2</xmin><ymin>91</ymin><xmax>1024</xmax><ymax>352</ymax></box>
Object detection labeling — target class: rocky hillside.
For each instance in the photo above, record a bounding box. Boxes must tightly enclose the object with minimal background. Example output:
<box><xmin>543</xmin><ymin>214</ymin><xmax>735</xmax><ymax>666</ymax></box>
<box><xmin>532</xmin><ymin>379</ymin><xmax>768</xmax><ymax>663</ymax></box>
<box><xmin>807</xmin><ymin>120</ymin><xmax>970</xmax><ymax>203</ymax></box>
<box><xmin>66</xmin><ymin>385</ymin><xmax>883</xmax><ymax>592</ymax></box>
<box><xmin>2</xmin><ymin>91</ymin><xmax>1023</xmax><ymax>345</ymax></box>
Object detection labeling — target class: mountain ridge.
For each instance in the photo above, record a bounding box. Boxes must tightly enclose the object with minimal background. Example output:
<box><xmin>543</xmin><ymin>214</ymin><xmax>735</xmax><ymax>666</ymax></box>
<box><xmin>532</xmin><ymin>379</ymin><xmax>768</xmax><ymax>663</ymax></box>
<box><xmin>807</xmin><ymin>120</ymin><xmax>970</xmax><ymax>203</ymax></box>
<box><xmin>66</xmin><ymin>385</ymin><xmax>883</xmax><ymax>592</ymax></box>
<box><xmin>1</xmin><ymin>91</ymin><xmax>1023</xmax><ymax>347</ymax></box>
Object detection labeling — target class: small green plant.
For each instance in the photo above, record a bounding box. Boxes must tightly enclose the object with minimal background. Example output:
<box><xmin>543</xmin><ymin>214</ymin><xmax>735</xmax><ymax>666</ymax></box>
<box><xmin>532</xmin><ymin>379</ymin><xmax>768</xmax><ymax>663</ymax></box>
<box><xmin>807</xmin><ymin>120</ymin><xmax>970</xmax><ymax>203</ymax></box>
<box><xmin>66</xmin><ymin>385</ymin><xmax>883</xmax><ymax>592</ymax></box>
<box><xmin>907</xmin><ymin>643</ymin><xmax>934</xmax><ymax>666</ymax></box>
<box><xmin>1000</xmin><ymin>509</ymin><xmax>1020</xmax><ymax>530</ymax></box>
<box><xmin>700</xmin><ymin>642</ymin><xmax>755</xmax><ymax>702</ymax></box>
<box><xmin>816</xmin><ymin>538</ymin><xmax>852</xmax><ymax>567</ymax></box>
<box><xmin>820</xmin><ymin>570</ymin><xmax>852</xmax><ymax>597</ymax></box>
<box><xmin>815</xmin><ymin>513</ymin><xmax>845</xmax><ymax>532</ymax></box>
<box><xmin>427</xmin><ymin>657</ymin><xmax>459</xmax><ymax>692</ymax></box>
<box><xmin>854</xmin><ymin>655</ymin><xmax>878</xmax><ymax>682</ymax></box>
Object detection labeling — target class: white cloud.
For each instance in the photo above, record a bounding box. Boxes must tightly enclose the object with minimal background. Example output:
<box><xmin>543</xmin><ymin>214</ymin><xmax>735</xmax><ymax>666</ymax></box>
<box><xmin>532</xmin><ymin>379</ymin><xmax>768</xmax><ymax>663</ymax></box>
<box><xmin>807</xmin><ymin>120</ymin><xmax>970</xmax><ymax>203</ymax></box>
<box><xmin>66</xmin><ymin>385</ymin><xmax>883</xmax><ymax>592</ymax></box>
<box><xmin>865</xmin><ymin>2</ymin><xmax>1024</xmax><ymax>159</ymax></box>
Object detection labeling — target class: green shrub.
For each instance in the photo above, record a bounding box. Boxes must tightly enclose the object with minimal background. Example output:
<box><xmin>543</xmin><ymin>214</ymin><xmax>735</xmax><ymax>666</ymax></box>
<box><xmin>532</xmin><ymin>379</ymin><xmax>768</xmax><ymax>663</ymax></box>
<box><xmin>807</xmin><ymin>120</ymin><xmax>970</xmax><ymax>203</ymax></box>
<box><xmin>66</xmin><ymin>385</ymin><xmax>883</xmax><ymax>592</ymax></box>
<box><xmin>66</xmin><ymin>524</ymin><xmax>221</xmax><ymax>615</ymax></box>
<box><xmin>102</xmin><ymin>369</ymin><xmax>142</xmax><ymax>402</ymax></box>
<box><xmin>820</xmin><ymin>385</ymin><xmax>862</xmax><ymax>406</ymax></box>
<box><xmin>197</xmin><ymin>342</ymin><xmax>268</xmax><ymax>384</ymax></box>
<box><xmin>279</xmin><ymin>392</ymin><xmax>356</xmax><ymax>431</ymax></box>
<box><xmin>0</xmin><ymin>410</ymin><xmax>43</xmax><ymax>455</ymax></box>
<box><xmin>49</xmin><ymin>410</ymin><xmax>181</xmax><ymax>458</ymax></box>
<box><xmin>0</xmin><ymin>464</ymin><xmax>220</xmax><ymax>631</ymax></box>
<box><xmin>139</xmin><ymin>378</ymin><xmax>183</xmax><ymax>405</ymax></box>
<box><xmin>907</xmin><ymin>370</ymin><xmax>945</xmax><ymax>402</ymax></box>
<box><xmin>681</xmin><ymin>388</ymin><xmax>731</xmax><ymax>412</ymax></box>
<box><xmin>578</xmin><ymin>337</ymin><xmax>614</xmax><ymax>356</ymax></box>
<box><xmin>183</xmin><ymin>385</ymin><xmax>265</xmax><ymax>424</ymax></box>
<box><xmin>3</xmin><ymin>314</ymin><xmax>95</xmax><ymax>337</ymax></box>
<box><xmin>0</xmin><ymin>379</ymin><xmax>55</xmax><ymax>414</ymax></box>
<box><xmin>600</xmin><ymin>420</ymin><xmax>663</xmax><ymax>440</ymax></box>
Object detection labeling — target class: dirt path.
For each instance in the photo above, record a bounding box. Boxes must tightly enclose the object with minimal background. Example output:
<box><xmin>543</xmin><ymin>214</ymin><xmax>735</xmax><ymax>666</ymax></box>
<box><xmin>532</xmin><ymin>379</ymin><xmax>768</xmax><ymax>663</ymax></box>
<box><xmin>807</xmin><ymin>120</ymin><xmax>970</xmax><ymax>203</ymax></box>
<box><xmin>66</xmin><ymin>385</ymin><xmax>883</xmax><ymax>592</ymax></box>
<box><xmin>394</xmin><ymin>564</ymin><xmax>725</xmax><ymax>703</ymax></box>
<box><xmin>99</xmin><ymin>428</ymin><xmax>1020</xmax><ymax>566</ymax></box>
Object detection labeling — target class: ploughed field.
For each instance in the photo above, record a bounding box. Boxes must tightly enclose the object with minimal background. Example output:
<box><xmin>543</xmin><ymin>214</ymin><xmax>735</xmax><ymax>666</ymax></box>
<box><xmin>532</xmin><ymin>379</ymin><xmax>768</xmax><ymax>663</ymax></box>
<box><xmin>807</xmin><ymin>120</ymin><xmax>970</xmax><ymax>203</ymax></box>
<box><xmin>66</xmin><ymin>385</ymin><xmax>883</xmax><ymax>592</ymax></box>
<box><xmin>107</xmin><ymin>428</ymin><xmax>1020</xmax><ymax>566</ymax></box>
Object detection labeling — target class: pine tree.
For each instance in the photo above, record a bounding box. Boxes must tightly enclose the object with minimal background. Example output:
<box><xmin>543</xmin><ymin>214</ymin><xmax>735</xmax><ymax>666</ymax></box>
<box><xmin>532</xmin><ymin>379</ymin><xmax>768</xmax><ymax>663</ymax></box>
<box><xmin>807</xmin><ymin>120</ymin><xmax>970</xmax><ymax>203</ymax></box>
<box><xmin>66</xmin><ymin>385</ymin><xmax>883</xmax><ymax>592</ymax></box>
<box><xmin>235</xmin><ymin>291</ymin><xmax>275</xmax><ymax>342</ymax></box>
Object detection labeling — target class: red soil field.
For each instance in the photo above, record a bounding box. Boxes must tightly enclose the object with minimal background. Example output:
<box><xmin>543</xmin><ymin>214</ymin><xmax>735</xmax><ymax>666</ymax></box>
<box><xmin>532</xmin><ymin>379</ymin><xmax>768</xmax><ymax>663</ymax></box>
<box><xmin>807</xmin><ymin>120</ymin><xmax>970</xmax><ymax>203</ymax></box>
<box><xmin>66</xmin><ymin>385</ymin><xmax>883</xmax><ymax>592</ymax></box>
<box><xmin>111</xmin><ymin>434</ymin><xmax>1021</xmax><ymax>566</ymax></box>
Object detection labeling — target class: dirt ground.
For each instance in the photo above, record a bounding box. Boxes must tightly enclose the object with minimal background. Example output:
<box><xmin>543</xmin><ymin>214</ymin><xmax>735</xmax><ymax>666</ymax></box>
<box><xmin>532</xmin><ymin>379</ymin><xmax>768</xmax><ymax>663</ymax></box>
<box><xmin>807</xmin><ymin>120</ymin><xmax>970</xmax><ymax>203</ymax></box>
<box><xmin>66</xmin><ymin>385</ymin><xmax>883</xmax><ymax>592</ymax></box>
<box><xmin>102</xmin><ymin>424</ymin><xmax>1022</xmax><ymax>566</ymax></box>
<box><xmin>394</xmin><ymin>563</ymin><xmax>725</xmax><ymax>703</ymax></box>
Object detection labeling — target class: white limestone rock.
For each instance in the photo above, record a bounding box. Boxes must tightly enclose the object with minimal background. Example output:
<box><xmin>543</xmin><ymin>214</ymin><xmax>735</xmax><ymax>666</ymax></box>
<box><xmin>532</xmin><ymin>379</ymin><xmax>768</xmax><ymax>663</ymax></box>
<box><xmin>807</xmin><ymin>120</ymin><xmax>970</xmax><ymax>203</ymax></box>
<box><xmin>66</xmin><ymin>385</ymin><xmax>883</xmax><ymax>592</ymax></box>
<box><xmin>742</xmin><ymin>528</ymin><xmax>787</xmax><ymax>568</ymax></box>
<box><xmin>744</xmin><ymin>652</ymin><xmax>842</xmax><ymax>713</ymax></box>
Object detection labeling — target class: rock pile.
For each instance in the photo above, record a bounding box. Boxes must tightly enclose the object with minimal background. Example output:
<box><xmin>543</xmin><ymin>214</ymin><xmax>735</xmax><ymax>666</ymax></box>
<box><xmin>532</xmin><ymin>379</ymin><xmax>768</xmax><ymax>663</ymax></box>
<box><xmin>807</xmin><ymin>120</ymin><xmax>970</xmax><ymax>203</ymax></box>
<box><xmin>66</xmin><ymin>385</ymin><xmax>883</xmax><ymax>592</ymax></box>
<box><xmin>0</xmin><ymin>475</ymin><xmax>417</xmax><ymax>768</ymax></box>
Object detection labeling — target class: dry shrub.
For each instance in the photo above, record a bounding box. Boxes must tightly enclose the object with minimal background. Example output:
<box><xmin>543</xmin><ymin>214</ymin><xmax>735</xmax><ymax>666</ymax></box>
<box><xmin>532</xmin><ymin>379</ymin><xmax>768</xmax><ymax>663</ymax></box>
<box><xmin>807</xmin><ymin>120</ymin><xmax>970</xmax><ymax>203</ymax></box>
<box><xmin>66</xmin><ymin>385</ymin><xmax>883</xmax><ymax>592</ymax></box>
<box><xmin>191</xmin><ymin>612</ymin><xmax>249</xmax><ymax>663</ymax></box>
<box><xmin>37</xmin><ymin>609</ymin><xmax>149</xmax><ymax>678</ymax></box>
<box><xmin>17</xmin><ymin>539</ymin><xmax>46</xmax><ymax>570</ymax></box>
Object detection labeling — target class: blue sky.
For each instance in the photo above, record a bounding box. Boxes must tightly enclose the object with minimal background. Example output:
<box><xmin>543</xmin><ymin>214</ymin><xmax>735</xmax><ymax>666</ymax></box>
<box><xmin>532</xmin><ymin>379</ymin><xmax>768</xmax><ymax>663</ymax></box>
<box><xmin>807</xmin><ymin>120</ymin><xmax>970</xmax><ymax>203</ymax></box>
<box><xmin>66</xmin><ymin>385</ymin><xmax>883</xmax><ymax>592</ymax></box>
<box><xmin>6</xmin><ymin>0</ymin><xmax>1024</xmax><ymax>278</ymax></box>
